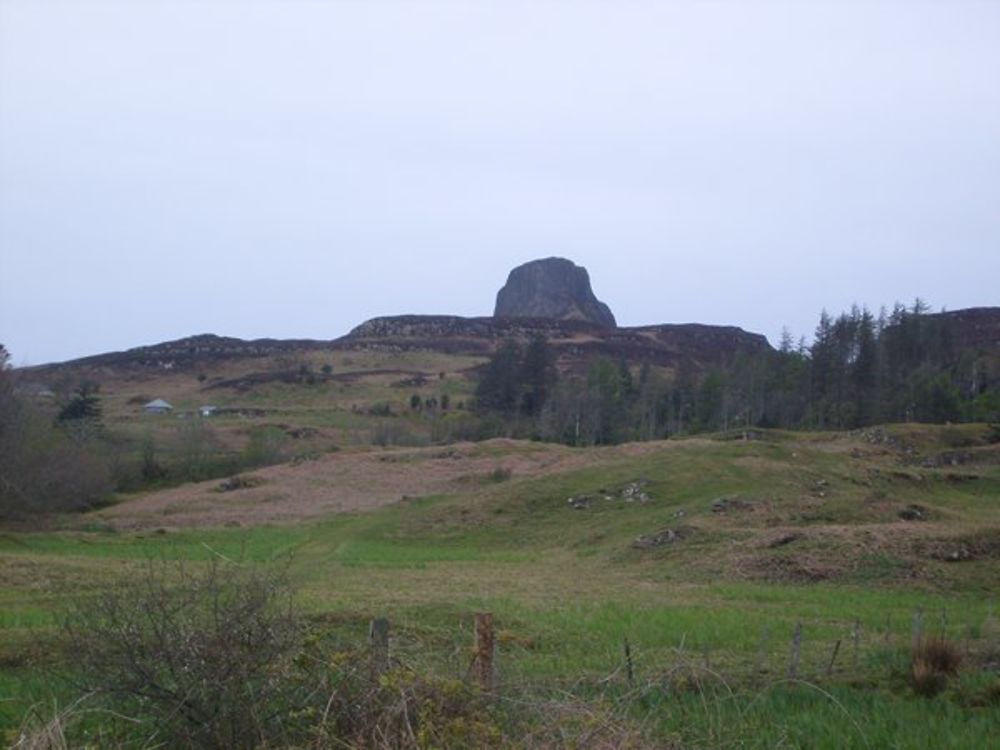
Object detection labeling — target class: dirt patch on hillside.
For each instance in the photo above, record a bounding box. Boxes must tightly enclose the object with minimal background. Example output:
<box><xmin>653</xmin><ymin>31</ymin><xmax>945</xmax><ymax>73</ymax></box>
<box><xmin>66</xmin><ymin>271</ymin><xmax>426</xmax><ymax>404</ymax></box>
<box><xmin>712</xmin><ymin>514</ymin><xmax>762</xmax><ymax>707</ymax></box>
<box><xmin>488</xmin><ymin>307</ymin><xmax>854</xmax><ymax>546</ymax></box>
<box><xmin>95</xmin><ymin>439</ymin><xmax>647</xmax><ymax>530</ymax></box>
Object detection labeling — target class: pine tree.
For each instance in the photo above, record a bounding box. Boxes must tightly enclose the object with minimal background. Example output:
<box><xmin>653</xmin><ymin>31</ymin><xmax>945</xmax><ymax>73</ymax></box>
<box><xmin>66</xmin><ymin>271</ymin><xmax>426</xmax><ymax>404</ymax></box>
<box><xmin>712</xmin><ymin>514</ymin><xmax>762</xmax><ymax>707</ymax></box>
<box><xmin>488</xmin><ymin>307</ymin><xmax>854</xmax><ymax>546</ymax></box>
<box><xmin>475</xmin><ymin>340</ymin><xmax>524</xmax><ymax>416</ymax></box>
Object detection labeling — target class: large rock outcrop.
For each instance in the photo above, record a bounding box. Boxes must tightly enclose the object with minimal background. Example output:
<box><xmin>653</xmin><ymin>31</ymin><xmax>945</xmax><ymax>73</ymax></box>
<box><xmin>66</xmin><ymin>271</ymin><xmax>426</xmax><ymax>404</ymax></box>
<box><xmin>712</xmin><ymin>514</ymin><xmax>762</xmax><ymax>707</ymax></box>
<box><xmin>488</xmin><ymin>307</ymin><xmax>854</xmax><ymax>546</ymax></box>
<box><xmin>493</xmin><ymin>258</ymin><xmax>616</xmax><ymax>328</ymax></box>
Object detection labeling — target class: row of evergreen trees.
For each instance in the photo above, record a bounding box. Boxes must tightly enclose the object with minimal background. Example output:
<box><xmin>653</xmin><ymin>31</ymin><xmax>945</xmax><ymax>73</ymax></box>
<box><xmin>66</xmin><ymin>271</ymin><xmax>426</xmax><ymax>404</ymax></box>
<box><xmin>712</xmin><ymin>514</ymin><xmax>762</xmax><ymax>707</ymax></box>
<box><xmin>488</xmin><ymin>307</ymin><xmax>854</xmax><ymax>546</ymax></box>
<box><xmin>474</xmin><ymin>301</ymin><xmax>1000</xmax><ymax>445</ymax></box>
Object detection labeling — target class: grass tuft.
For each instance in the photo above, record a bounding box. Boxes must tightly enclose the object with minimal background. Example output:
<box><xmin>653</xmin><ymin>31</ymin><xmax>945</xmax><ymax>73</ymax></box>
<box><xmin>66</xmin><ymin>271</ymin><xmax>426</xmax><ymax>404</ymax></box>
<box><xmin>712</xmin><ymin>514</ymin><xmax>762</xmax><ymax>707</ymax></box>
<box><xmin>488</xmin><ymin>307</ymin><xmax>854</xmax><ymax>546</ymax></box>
<box><xmin>911</xmin><ymin>636</ymin><xmax>961</xmax><ymax>697</ymax></box>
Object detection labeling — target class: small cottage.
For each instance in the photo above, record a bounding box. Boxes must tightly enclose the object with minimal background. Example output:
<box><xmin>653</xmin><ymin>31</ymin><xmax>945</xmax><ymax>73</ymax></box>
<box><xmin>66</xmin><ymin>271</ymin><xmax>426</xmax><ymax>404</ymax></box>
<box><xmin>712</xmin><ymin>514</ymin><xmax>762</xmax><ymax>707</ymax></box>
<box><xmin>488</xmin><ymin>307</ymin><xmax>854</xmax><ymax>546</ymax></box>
<box><xmin>199</xmin><ymin>405</ymin><xmax>218</xmax><ymax>417</ymax></box>
<box><xmin>144</xmin><ymin>398</ymin><xmax>173</xmax><ymax>414</ymax></box>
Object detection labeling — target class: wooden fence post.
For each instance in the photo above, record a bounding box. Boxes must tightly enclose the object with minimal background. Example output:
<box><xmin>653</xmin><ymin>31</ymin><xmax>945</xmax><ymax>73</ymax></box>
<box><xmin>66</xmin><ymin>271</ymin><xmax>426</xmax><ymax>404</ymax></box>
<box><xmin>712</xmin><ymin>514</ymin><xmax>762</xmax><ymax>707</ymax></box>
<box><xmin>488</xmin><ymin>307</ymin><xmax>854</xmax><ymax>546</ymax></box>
<box><xmin>369</xmin><ymin>617</ymin><xmax>390</xmax><ymax>682</ymax></box>
<box><xmin>473</xmin><ymin>612</ymin><xmax>496</xmax><ymax>693</ymax></box>
<box><xmin>825</xmin><ymin>639</ymin><xmax>842</xmax><ymax>678</ymax></box>
<box><xmin>788</xmin><ymin>623</ymin><xmax>803</xmax><ymax>679</ymax></box>
<box><xmin>623</xmin><ymin>637</ymin><xmax>635</xmax><ymax>687</ymax></box>
<box><xmin>851</xmin><ymin>619</ymin><xmax>862</xmax><ymax>669</ymax></box>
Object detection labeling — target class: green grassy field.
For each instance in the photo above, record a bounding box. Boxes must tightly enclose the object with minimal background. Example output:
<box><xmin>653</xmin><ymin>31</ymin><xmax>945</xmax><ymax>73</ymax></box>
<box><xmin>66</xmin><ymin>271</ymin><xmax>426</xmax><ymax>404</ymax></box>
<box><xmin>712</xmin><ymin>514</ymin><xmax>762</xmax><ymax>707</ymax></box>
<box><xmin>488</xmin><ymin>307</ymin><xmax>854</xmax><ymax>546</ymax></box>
<box><xmin>2</xmin><ymin>425</ymin><xmax>999</xmax><ymax>747</ymax></box>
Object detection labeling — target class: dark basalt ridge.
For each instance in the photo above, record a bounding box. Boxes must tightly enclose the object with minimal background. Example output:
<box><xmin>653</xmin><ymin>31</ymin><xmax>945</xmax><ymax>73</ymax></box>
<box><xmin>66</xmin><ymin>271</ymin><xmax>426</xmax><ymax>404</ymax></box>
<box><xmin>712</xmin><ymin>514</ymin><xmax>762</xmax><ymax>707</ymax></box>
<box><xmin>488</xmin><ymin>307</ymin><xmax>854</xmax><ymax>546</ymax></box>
<box><xmin>342</xmin><ymin>315</ymin><xmax>771</xmax><ymax>373</ymax></box>
<box><xmin>18</xmin><ymin>334</ymin><xmax>330</xmax><ymax>374</ymax></box>
<box><xmin>931</xmin><ymin>308</ymin><xmax>1000</xmax><ymax>351</ymax></box>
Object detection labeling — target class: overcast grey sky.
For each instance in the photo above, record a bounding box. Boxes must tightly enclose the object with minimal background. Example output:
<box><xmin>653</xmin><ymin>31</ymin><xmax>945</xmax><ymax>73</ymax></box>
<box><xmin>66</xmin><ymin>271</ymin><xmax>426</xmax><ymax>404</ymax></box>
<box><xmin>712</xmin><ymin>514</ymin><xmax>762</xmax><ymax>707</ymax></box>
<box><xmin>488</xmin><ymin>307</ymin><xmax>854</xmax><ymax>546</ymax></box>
<box><xmin>1</xmin><ymin>1</ymin><xmax>998</xmax><ymax>365</ymax></box>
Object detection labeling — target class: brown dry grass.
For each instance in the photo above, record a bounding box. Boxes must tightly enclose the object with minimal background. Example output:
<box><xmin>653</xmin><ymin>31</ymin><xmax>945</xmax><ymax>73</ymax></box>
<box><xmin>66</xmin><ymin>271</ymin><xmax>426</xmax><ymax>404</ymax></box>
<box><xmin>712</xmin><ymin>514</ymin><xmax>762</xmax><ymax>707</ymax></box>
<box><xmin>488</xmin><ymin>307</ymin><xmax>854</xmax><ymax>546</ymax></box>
<box><xmin>911</xmin><ymin>636</ymin><xmax>962</xmax><ymax>697</ymax></box>
<box><xmin>95</xmin><ymin>439</ymin><xmax>654</xmax><ymax>529</ymax></box>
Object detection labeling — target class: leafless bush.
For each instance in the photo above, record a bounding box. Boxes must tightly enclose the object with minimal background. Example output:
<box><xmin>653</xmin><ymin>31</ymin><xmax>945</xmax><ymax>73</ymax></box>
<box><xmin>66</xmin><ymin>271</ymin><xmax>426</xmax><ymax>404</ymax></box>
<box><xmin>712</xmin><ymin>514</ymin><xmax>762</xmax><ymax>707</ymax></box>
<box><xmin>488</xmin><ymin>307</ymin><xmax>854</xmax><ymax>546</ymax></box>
<box><xmin>63</xmin><ymin>559</ymin><xmax>306</xmax><ymax>749</ymax></box>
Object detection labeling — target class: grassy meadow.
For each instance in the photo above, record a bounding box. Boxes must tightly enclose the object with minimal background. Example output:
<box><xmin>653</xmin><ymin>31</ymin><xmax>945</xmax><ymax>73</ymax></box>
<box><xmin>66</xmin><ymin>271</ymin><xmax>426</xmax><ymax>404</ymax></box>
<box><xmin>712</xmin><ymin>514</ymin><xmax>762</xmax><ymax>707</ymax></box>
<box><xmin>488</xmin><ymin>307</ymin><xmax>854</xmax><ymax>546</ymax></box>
<box><xmin>2</xmin><ymin>417</ymin><xmax>999</xmax><ymax>747</ymax></box>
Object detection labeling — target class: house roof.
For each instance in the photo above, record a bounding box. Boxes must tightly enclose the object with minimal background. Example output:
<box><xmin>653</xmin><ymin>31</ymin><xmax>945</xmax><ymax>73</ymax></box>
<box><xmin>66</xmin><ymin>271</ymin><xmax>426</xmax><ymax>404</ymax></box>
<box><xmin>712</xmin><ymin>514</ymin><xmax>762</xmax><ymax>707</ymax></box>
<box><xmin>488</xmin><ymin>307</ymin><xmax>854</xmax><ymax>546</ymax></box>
<box><xmin>144</xmin><ymin>399</ymin><xmax>173</xmax><ymax>409</ymax></box>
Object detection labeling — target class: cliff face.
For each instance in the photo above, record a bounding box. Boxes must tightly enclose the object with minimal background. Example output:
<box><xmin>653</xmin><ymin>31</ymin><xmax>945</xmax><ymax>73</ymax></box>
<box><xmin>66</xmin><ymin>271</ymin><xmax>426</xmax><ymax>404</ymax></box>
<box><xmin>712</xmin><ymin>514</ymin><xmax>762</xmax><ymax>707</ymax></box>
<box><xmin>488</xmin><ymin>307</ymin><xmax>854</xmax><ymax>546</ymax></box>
<box><xmin>494</xmin><ymin>258</ymin><xmax>616</xmax><ymax>328</ymax></box>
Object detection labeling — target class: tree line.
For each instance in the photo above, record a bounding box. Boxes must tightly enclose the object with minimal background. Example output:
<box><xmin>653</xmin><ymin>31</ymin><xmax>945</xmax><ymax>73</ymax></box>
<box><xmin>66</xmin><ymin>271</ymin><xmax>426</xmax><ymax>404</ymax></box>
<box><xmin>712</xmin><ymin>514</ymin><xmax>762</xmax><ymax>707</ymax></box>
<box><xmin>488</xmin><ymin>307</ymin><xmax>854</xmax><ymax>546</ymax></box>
<box><xmin>474</xmin><ymin>301</ymin><xmax>1000</xmax><ymax>444</ymax></box>
<box><xmin>0</xmin><ymin>345</ymin><xmax>112</xmax><ymax>516</ymax></box>
<box><xmin>0</xmin><ymin>344</ymin><xmax>301</xmax><ymax>519</ymax></box>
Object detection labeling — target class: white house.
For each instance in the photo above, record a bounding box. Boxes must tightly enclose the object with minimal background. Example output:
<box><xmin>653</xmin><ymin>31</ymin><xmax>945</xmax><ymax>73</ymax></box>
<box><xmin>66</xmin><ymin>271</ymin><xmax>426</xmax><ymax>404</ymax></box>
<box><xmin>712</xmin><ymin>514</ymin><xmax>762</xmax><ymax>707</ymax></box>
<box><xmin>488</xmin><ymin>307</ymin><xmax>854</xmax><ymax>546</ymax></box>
<box><xmin>199</xmin><ymin>405</ymin><xmax>218</xmax><ymax>417</ymax></box>
<box><xmin>144</xmin><ymin>398</ymin><xmax>173</xmax><ymax>414</ymax></box>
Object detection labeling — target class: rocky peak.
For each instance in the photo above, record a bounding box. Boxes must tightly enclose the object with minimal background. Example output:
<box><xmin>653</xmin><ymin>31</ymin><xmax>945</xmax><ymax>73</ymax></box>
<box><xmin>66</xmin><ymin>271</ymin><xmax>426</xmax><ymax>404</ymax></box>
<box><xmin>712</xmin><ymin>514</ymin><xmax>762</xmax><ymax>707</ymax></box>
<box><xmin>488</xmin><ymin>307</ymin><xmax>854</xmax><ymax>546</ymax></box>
<box><xmin>493</xmin><ymin>257</ymin><xmax>616</xmax><ymax>328</ymax></box>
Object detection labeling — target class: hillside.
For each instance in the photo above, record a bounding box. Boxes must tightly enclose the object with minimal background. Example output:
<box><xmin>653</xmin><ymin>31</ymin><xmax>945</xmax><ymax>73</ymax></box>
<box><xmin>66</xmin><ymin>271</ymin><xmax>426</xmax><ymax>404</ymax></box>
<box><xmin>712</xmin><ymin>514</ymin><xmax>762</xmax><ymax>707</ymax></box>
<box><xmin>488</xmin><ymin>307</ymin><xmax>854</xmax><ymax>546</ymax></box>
<box><xmin>89</xmin><ymin>424</ymin><xmax>1000</xmax><ymax>591</ymax></box>
<box><xmin>2</xmin><ymin>423</ymin><xmax>999</xmax><ymax>747</ymax></box>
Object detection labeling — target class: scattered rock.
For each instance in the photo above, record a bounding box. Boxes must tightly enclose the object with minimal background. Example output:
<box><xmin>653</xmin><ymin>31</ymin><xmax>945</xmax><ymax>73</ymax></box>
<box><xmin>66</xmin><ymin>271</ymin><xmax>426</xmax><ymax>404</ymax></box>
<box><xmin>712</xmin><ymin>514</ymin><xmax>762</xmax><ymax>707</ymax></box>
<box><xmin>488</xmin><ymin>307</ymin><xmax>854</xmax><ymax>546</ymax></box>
<box><xmin>767</xmin><ymin>532</ymin><xmax>801</xmax><ymax>548</ymax></box>
<box><xmin>921</xmin><ymin>451</ymin><xmax>973</xmax><ymax>468</ymax></box>
<box><xmin>567</xmin><ymin>480</ymin><xmax>652</xmax><ymax>509</ymax></box>
<box><xmin>711</xmin><ymin>497</ymin><xmax>752</xmax><ymax>513</ymax></box>
<box><xmin>940</xmin><ymin>547</ymin><xmax>975</xmax><ymax>563</ymax></box>
<box><xmin>856</xmin><ymin>427</ymin><xmax>912</xmax><ymax>453</ymax></box>
<box><xmin>632</xmin><ymin>527</ymin><xmax>692</xmax><ymax>549</ymax></box>
<box><xmin>899</xmin><ymin>504</ymin><xmax>929</xmax><ymax>522</ymax></box>
<box><xmin>215</xmin><ymin>475</ymin><xmax>264</xmax><ymax>492</ymax></box>
<box><xmin>567</xmin><ymin>495</ymin><xmax>591</xmax><ymax>510</ymax></box>
<box><xmin>809</xmin><ymin>479</ymin><xmax>829</xmax><ymax>498</ymax></box>
<box><xmin>285</xmin><ymin>426</ymin><xmax>319</xmax><ymax>439</ymax></box>
<box><xmin>857</xmin><ymin>427</ymin><xmax>892</xmax><ymax>445</ymax></box>
<box><xmin>621</xmin><ymin>480</ymin><xmax>651</xmax><ymax>503</ymax></box>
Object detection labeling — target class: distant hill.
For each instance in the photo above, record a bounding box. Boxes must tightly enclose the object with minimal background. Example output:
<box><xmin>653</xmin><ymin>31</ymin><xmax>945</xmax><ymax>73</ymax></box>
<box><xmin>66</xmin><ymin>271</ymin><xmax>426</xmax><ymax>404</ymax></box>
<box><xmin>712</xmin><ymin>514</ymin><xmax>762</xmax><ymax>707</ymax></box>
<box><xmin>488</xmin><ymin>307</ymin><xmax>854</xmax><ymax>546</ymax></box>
<box><xmin>18</xmin><ymin>315</ymin><xmax>771</xmax><ymax>380</ymax></box>
<box><xmin>13</xmin><ymin>254</ymin><xmax>998</xmax><ymax>389</ymax></box>
<box><xmin>17</xmin><ymin>306</ymin><xmax>1000</xmax><ymax>382</ymax></box>
<box><xmin>932</xmin><ymin>307</ymin><xmax>1000</xmax><ymax>352</ymax></box>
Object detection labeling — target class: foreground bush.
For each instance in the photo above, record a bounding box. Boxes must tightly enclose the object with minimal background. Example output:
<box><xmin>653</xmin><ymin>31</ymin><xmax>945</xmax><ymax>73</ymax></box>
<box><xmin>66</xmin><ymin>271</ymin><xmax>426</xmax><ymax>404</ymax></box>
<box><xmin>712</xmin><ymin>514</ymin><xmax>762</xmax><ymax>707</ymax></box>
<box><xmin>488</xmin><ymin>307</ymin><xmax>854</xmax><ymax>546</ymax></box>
<box><xmin>63</xmin><ymin>560</ymin><xmax>306</xmax><ymax>748</ymax></box>
<box><xmin>58</xmin><ymin>560</ymin><xmax>511</xmax><ymax>749</ymax></box>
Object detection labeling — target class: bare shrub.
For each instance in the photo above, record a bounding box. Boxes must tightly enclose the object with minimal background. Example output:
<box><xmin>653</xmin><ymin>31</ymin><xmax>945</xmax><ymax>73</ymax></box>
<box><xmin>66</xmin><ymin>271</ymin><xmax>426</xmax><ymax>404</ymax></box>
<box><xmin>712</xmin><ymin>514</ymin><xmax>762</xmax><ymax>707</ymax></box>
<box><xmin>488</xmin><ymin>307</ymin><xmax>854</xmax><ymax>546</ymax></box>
<box><xmin>63</xmin><ymin>559</ymin><xmax>306</xmax><ymax>749</ymax></box>
<box><xmin>214</xmin><ymin>474</ymin><xmax>264</xmax><ymax>492</ymax></box>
